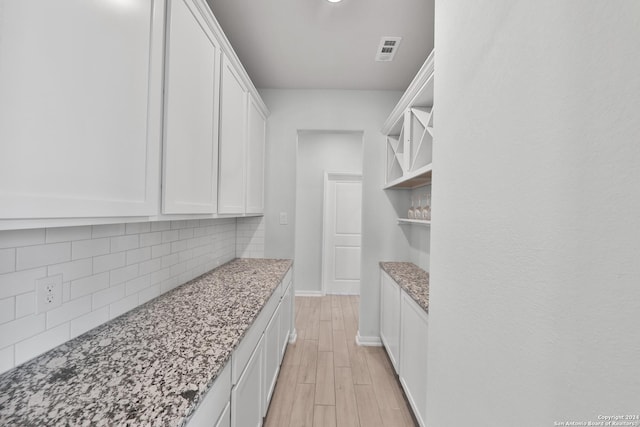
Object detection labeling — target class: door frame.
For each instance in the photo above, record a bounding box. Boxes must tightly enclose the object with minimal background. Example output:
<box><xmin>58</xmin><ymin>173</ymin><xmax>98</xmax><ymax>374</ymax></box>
<box><xmin>321</xmin><ymin>172</ymin><xmax>363</xmax><ymax>295</ymax></box>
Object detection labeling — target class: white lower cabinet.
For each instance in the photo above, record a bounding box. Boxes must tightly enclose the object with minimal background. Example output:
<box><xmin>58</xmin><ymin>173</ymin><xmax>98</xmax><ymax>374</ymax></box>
<box><xmin>279</xmin><ymin>281</ymin><xmax>293</xmax><ymax>362</ymax></box>
<box><xmin>232</xmin><ymin>334</ymin><xmax>264</xmax><ymax>427</ymax></box>
<box><xmin>380</xmin><ymin>270</ymin><xmax>401</xmax><ymax>373</ymax></box>
<box><xmin>188</xmin><ymin>267</ymin><xmax>293</xmax><ymax>427</ymax></box>
<box><xmin>187</xmin><ymin>363</ymin><xmax>231</xmax><ymax>427</ymax></box>
<box><xmin>215</xmin><ymin>402</ymin><xmax>231</xmax><ymax>427</ymax></box>
<box><xmin>263</xmin><ymin>303</ymin><xmax>281</xmax><ymax>416</ymax></box>
<box><xmin>399</xmin><ymin>290</ymin><xmax>428</xmax><ymax>427</ymax></box>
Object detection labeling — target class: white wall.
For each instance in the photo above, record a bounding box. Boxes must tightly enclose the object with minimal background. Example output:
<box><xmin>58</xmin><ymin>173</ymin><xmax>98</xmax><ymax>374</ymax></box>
<box><xmin>295</xmin><ymin>131</ymin><xmax>363</xmax><ymax>293</ymax></box>
<box><xmin>428</xmin><ymin>1</ymin><xmax>640</xmax><ymax>425</ymax></box>
<box><xmin>0</xmin><ymin>218</ymin><xmax>237</xmax><ymax>374</ymax></box>
<box><xmin>261</xmin><ymin>89</ymin><xmax>407</xmax><ymax>338</ymax></box>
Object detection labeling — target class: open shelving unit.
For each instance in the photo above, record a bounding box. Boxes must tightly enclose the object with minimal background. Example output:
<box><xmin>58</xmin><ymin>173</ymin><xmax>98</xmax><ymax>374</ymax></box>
<box><xmin>397</xmin><ymin>218</ymin><xmax>431</xmax><ymax>226</ymax></box>
<box><xmin>382</xmin><ymin>49</ymin><xmax>434</xmax><ymax>226</ymax></box>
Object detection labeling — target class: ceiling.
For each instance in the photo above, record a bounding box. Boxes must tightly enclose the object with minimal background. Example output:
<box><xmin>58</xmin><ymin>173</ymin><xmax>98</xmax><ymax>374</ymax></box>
<box><xmin>206</xmin><ymin>0</ymin><xmax>434</xmax><ymax>90</ymax></box>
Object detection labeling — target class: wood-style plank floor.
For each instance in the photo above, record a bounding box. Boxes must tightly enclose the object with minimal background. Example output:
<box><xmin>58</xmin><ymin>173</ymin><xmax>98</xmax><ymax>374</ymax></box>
<box><xmin>264</xmin><ymin>295</ymin><xmax>417</xmax><ymax>427</ymax></box>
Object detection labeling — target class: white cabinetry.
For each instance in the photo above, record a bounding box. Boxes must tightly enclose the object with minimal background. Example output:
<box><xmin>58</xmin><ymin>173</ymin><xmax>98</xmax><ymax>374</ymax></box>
<box><xmin>246</xmin><ymin>98</ymin><xmax>266</xmax><ymax>214</ymax></box>
<box><xmin>0</xmin><ymin>0</ymin><xmax>165</xmax><ymax>220</ymax></box>
<box><xmin>186</xmin><ymin>363</ymin><xmax>231</xmax><ymax>427</ymax></box>
<box><xmin>231</xmin><ymin>335</ymin><xmax>264</xmax><ymax>427</ymax></box>
<box><xmin>279</xmin><ymin>279</ymin><xmax>293</xmax><ymax>361</ymax></box>
<box><xmin>399</xmin><ymin>290</ymin><xmax>428</xmax><ymax>427</ymax></box>
<box><xmin>162</xmin><ymin>0</ymin><xmax>219</xmax><ymax>214</ymax></box>
<box><xmin>263</xmin><ymin>302</ymin><xmax>281</xmax><ymax>415</ymax></box>
<box><xmin>218</xmin><ymin>55</ymin><xmax>247</xmax><ymax>215</ymax></box>
<box><xmin>380</xmin><ymin>270</ymin><xmax>401</xmax><ymax>373</ymax></box>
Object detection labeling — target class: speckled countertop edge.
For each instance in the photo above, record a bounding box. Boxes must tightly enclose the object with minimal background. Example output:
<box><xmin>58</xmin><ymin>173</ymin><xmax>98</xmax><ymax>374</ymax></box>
<box><xmin>0</xmin><ymin>258</ymin><xmax>292</xmax><ymax>427</ymax></box>
<box><xmin>380</xmin><ymin>261</ymin><xmax>429</xmax><ymax>312</ymax></box>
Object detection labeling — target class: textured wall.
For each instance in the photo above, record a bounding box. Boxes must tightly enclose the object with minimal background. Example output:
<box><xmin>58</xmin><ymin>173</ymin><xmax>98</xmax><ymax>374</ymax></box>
<box><xmin>429</xmin><ymin>1</ymin><xmax>640</xmax><ymax>425</ymax></box>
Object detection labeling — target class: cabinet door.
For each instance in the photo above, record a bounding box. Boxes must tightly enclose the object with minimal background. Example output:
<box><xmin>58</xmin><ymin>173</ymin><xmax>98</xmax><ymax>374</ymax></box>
<box><xmin>246</xmin><ymin>97</ymin><xmax>266</xmax><ymax>214</ymax></box>
<box><xmin>162</xmin><ymin>0</ymin><xmax>219</xmax><ymax>214</ymax></box>
<box><xmin>380</xmin><ymin>270</ymin><xmax>401</xmax><ymax>373</ymax></box>
<box><xmin>231</xmin><ymin>334</ymin><xmax>263</xmax><ymax>427</ymax></box>
<box><xmin>0</xmin><ymin>0</ymin><xmax>164</xmax><ymax>219</ymax></box>
<box><xmin>263</xmin><ymin>304</ymin><xmax>281</xmax><ymax>415</ymax></box>
<box><xmin>279</xmin><ymin>281</ymin><xmax>292</xmax><ymax>362</ymax></box>
<box><xmin>218</xmin><ymin>55</ymin><xmax>247</xmax><ymax>215</ymax></box>
<box><xmin>215</xmin><ymin>402</ymin><xmax>231</xmax><ymax>427</ymax></box>
<box><xmin>399</xmin><ymin>291</ymin><xmax>428</xmax><ymax>427</ymax></box>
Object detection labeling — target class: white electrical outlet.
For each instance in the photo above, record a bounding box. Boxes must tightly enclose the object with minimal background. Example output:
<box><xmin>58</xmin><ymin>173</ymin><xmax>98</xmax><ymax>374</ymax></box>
<box><xmin>279</xmin><ymin>212</ymin><xmax>288</xmax><ymax>225</ymax></box>
<box><xmin>36</xmin><ymin>275</ymin><xmax>63</xmax><ymax>313</ymax></box>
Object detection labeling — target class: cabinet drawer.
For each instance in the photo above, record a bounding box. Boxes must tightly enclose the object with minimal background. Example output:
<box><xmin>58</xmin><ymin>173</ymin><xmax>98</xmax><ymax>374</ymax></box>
<box><xmin>232</xmin><ymin>289</ymin><xmax>280</xmax><ymax>384</ymax></box>
<box><xmin>186</xmin><ymin>362</ymin><xmax>231</xmax><ymax>427</ymax></box>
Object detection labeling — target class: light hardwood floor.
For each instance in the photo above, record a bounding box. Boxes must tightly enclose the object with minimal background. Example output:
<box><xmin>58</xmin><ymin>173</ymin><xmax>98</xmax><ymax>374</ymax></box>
<box><xmin>264</xmin><ymin>296</ymin><xmax>417</xmax><ymax>427</ymax></box>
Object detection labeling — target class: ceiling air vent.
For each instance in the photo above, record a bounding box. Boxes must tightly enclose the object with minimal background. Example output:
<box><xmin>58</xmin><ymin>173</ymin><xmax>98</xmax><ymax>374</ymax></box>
<box><xmin>375</xmin><ymin>37</ymin><xmax>402</xmax><ymax>62</ymax></box>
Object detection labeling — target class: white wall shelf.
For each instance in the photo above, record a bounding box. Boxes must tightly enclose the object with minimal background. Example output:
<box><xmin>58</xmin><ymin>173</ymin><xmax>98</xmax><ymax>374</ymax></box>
<box><xmin>384</xmin><ymin>163</ymin><xmax>432</xmax><ymax>190</ymax></box>
<box><xmin>398</xmin><ymin>219</ymin><xmax>431</xmax><ymax>226</ymax></box>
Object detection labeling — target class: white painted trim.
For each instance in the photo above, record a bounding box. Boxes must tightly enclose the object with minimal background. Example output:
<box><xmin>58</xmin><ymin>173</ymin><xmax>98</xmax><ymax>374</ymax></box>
<box><xmin>295</xmin><ymin>290</ymin><xmax>325</xmax><ymax>297</ymax></box>
<box><xmin>321</xmin><ymin>172</ymin><xmax>363</xmax><ymax>296</ymax></box>
<box><xmin>288</xmin><ymin>329</ymin><xmax>297</xmax><ymax>344</ymax></box>
<box><xmin>355</xmin><ymin>330</ymin><xmax>383</xmax><ymax>347</ymax></box>
<box><xmin>381</xmin><ymin>49</ymin><xmax>434</xmax><ymax>135</ymax></box>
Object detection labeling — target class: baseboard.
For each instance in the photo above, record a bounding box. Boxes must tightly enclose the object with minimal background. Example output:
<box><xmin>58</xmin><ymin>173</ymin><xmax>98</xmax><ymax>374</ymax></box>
<box><xmin>355</xmin><ymin>330</ymin><xmax>383</xmax><ymax>347</ymax></box>
<box><xmin>295</xmin><ymin>290</ymin><xmax>324</xmax><ymax>297</ymax></box>
<box><xmin>288</xmin><ymin>329</ymin><xmax>297</xmax><ymax>344</ymax></box>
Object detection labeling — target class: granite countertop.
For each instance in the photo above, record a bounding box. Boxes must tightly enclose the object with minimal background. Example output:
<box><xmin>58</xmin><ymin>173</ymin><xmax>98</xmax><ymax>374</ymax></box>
<box><xmin>380</xmin><ymin>262</ymin><xmax>429</xmax><ymax>312</ymax></box>
<box><xmin>0</xmin><ymin>258</ymin><xmax>292</xmax><ymax>427</ymax></box>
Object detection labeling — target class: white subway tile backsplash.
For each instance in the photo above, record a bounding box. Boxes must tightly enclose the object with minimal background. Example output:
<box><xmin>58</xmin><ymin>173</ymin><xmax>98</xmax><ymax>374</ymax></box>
<box><xmin>0</xmin><ymin>347</ymin><xmax>14</xmax><ymax>373</ymax></box>
<box><xmin>0</xmin><ymin>217</ymin><xmax>240</xmax><ymax>375</ymax></box>
<box><xmin>151</xmin><ymin>243</ymin><xmax>171</xmax><ymax>259</ymax></box>
<box><xmin>15</xmin><ymin>323</ymin><xmax>69</xmax><ymax>366</ymax></box>
<box><xmin>179</xmin><ymin>228</ymin><xmax>194</xmax><ymax>240</ymax></box>
<box><xmin>15</xmin><ymin>292</ymin><xmax>36</xmax><ymax>318</ymax></box>
<box><xmin>70</xmin><ymin>307</ymin><xmax>109</xmax><ymax>339</ymax></box>
<box><xmin>47</xmin><ymin>258</ymin><xmax>92</xmax><ymax>283</ymax></box>
<box><xmin>0</xmin><ymin>298</ymin><xmax>15</xmax><ymax>324</ymax></box>
<box><xmin>162</xmin><ymin>230</ymin><xmax>180</xmax><ymax>243</ymax></box>
<box><xmin>236</xmin><ymin>216</ymin><xmax>265</xmax><ymax>258</ymax></box>
<box><xmin>45</xmin><ymin>226</ymin><xmax>92</xmax><ymax>243</ymax></box>
<box><xmin>126</xmin><ymin>247</ymin><xmax>151</xmax><ymax>265</ymax></box>
<box><xmin>110</xmin><ymin>264</ymin><xmax>139</xmax><ymax>286</ymax></box>
<box><xmin>46</xmin><ymin>296</ymin><xmax>92</xmax><ymax>329</ymax></box>
<box><xmin>0</xmin><ymin>267</ymin><xmax>45</xmax><ymax>299</ymax></box>
<box><xmin>125</xmin><ymin>275</ymin><xmax>151</xmax><ymax>296</ymax></box>
<box><xmin>139</xmin><ymin>232</ymin><xmax>162</xmax><ymax>248</ymax></box>
<box><xmin>91</xmin><ymin>224</ymin><xmax>125</xmax><ymax>239</ymax></box>
<box><xmin>72</xmin><ymin>238</ymin><xmax>110</xmax><ymax>260</ymax></box>
<box><xmin>171</xmin><ymin>240</ymin><xmax>188</xmax><ymax>254</ymax></box>
<box><xmin>109</xmin><ymin>294</ymin><xmax>138</xmax><ymax>320</ymax></box>
<box><xmin>110</xmin><ymin>235</ymin><xmax>139</xmax><ymax>253</ymax></box>
<box><xmin>150</xmin><ymin>221</ymin><xmax>171</xmax><ymax>232</ymax></box>
<box><xmin>125</xmin><ymin>222</ymin><xmax>151</xmax><ymax>235</ymax></box>
<box><xmin>0</xmin><ymin>314</ymin><xmax>46</xmax><ymax>348</ymax></box>
<box><xmin>0</xmin><ymin>229</ymin><xmax>45</xmax><ymax>249</ymax></box>
<box><xmin>0</xmin><ymin>248</ymin><xmax>15</xmax><ymax>275</ymax></box>
<box><xmin>138</xmin><ymin>284</ymin><xmax>161</xmax><ymax>304</ymax></box>
<box><xmin>69</xmin><ymin>272</ymin><xmax>109</xmax><ymax>300</ymax></box>
<box><xmin>92</xmin><ymin>284</ymin><xmax>125</xmax><ymax>310</ymax></box>
<box><xmin>138</xmin><ymin>258</ymin><xmax>161</xmax><ymax>276</ymax></box>
<box><xmin>16</xmin><ymin>242</ymin><xmax>71</xmax><ymax>271</ymax></box>
<box><xmin>162</xmin><ymin>253</ymin><xmax>180</xmax><ymax>268</ymax></box>
<box><xmin>93</xmin><ymin>252</ymin><xmax>126</xmax><ymax>274</ymax></box>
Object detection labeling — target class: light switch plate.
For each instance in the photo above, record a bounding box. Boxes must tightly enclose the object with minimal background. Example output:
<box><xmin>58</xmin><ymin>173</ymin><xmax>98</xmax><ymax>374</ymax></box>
<box><xmin>36</xmin><ymin>274</ymin><xmax>63</xmax><ymax>314</ymax></box>
<box><xmin>279</xmin><ymin>212</ymin><xmax>288</xmax><ymax>225</ymax></box>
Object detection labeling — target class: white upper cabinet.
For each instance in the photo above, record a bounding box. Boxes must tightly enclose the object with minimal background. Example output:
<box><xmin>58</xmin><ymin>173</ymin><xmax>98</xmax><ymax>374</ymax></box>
<box><xmin>245</xmin><ymin>97</ymin><xmax>266</xmax><ymax>214</ymax></box>
<box><xmin>218</xmin><ymin>54</ymin><xmax>247</xmax><ymax>215</ymax></box>
<box><xmin>0</xmin><ymin>0</ymin><xmax>164</xmax><ymax>219</ymax></box>
<box><xmin>162</xmin><ymin>0</ymin><xmax>219</xmax><ymax>214</ymax></box>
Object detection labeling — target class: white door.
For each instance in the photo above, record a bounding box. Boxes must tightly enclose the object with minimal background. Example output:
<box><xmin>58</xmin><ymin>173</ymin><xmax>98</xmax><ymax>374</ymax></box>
<box><xmin>322</xmin><ymin>174</ymin><xmax>362</xmax><ymax>295</ymax></box>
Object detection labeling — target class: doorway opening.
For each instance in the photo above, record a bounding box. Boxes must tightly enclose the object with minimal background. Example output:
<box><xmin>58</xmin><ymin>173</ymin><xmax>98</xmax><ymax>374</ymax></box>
<box><xmin>294</xmin><ymin>130</ymin><xmax>363</xmax><ymax>296</ymax></box>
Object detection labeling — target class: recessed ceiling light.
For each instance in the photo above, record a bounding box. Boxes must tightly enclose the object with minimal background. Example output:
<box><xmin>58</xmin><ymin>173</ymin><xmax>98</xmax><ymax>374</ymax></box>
<box><xmin>326</xmin><ymin>0</ymin><xmax>343</xmax><ymax>3</ymax></box>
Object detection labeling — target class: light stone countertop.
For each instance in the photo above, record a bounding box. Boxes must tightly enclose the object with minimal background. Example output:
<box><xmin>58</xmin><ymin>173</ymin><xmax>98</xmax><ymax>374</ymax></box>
<box><xmin>380</xmin><ymin>261</ymin><xmax>429</xmax><ymax>312</ymax></box>
<box><xmin>0</xmin><ymin>258</ymin><xmax>292</xmax><ymax>427</ymax></box>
